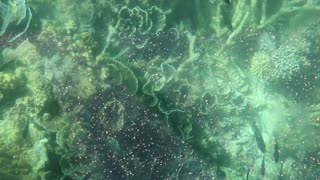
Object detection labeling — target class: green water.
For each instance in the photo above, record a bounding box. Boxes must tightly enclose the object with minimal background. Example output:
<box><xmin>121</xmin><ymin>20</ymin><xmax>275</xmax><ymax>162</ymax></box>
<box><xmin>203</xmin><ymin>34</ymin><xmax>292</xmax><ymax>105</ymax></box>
<box><xmin>0</xmin><ymin>0</ymin><xmax>319</xmax><ymax>179</ymax></box>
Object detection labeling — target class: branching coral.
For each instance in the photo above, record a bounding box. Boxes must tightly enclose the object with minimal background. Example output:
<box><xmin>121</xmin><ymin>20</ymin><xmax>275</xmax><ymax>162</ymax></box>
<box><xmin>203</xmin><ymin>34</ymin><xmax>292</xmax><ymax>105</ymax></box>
<box><xmin>210</xmin><ymin>0</ymin><xmax>320</xmax><ymax>55</ymax></box>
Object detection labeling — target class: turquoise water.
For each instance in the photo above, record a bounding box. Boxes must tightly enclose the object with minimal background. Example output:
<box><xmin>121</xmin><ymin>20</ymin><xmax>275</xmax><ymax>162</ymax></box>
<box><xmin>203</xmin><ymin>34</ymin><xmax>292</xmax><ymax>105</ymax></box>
<box><xmin>1</xmin><ymin>0</ymin><xmax>320</xmax><ymax>179</ymax></box>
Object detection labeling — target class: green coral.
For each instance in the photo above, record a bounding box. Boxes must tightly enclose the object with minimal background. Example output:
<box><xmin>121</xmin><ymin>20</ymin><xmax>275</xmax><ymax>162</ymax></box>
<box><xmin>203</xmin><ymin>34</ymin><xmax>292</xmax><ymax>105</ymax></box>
<box><xmin>271</xmin><ymin>45</ymin><xmax>302</xmax><ymax>81</ymax></box>
<box><xmin>142</xmin><ymin>63</ymin><xmax>175</xmax><ymax>106</ymax></box>
<box><xmin>0</xmin><ymin>95</ymin><xmax>52</xmax><ymax>179</ymax></box>
<box><xmin>115</xmin><ymin>6</ymin><xmax>166</xmax><ymax>48</ymax></box>
<box><xmin>0</xmin><ymin>38</ymin><xmax>65</xmax><ymax>179</ymax></box>
<box><xmin>250</xmin><ymin>51</ymin><xmax>272</xmax><ymax>79</ymax></box>
<box><xmin>0</xmin><ymin>71</ymin><xmax>22</xmax><ymax>90</ymax></box>
<box><xmin>0</xmin><ymin>0</ymin><xmax>32</xmax><ymax>42</ymax></box>
<box><xmin>250</xmin><ymin>45</ymin><xmax>304</xmax><ymax>82</ymax></box>
<box><xmin>97</xmin><ymin>55</ymin><xmax>138</xmax><ymax>93</ymax></box>
<box><xmin>0</xmin><ymin>68</ymin><xmax>26</xmax><ymax>101</ymax></box>
<box><xmin>102</xmin><ymin>5</ymin><xmax>175</xmax><ymax>61</ymax></box>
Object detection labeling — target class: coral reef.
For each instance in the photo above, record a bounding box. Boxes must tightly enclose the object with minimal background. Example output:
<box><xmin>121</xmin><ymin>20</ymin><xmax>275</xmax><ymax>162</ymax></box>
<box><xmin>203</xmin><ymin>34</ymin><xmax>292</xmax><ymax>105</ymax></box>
<box><xmin>54</xmin><ymin>84</ymin><xmax>216</xmax><ymax>179</ymax></box>
<box><xmin>0</xmin><ymin>0</ymin><xmax>320</xmax><ymax>179</ymax></box>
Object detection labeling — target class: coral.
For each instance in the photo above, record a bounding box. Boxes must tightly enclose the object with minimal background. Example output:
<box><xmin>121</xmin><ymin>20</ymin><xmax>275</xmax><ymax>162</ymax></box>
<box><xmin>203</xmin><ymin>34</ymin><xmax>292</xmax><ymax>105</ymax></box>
<box><xmin>37</xmin><ymin>19</ymin><xmax>94</xmax><ymax>64</ymax></box>
<box><xmin>0</xmin><ymin>0</ymin><xmax>32</xmax><ymax>42</ymax></box>
<box><xmin>0</xmin><ymin>37</ymin><xmax>63</xmax><ymax>178</ymax></box>
<box><xmin>0</xmin><ymin>93</ymin><xmax>53</xmax><ymax>179</ymax></box>
<box><xmin>115</xmin><ymin>6</ymin><xmax>166</xmax><ymax>48</ymax></box>
<box><xmin>0</xmin><ymin>69</ymin><xmax>25</xmax><ymax>101</ymax></box>
<box><xmin>0</xmin><ymin>138</ymin><xmax>32</xmax><ymax>179</ymax></box>
<box><xmin>74</xmin><ymin>67</ymin><xmax>97</xmax><ymax>99</ymax></box>
<box><xmin>0</xmin><ymin>1</ymin><xmax>11</xmax><ymax>36</ymax></box>
<box><xmin>2</xmin><ymin>0</ymin><xmax>320</xmax><ymax>179</ymax></box>
<box><xmin>209</xmin><ymin>0</ymin><xmax>320</xmax><ymax>55</ymax></box>
<box><xmin>250</xmin><ymin>51</ymin><xmax>272</xmax><ymax>79</ymax></box>
<box><xmin>0</xmin><ymin>72</ymin><xmax>22</xmax><ymax>91</ymax></box>
<box><xmin>102</xmin><ymin>5</ymin><xmax>180</xmax><ymax>61</ymax></box>
<box><xmin>270</xmin><ymin>45</ymin><xmax>302</xmax><ymax>81</ymax></box>
<box><xmin>257</xmin><ymin>32</ymin><xmax>277</xmax><ymax>52</ymax></box>
<box><xmin>97</xmin><ymin>55</ymin><xmax>138</xmax><ymax>93</ymax></box>
<box><xmin>26</xmin><ymin>138</ymin><xmax>49</xmax><ymax>179</ymax></box>
<box><xmin>5</xmin><ymin>40</ymin><xmax>41</xmax><ymax>67</ymax></box>
<box><xmin>250</xmin><ymin>45</ymin><xmax>303</xmax><ymax>82</ymax></box>
<box><xmin>300</xmin><ymin>20</ymin><xmax>320</xmax><ymax>56</ymax></box>
<box><xmin>54</xmin><ymin>85</ymin><xmax>216</xmax><ymax>179</ymax></box>
<box><xmin>142</xmin><ymin>63</ymin><xmax>175</xmax><ymax>106</ymax></box>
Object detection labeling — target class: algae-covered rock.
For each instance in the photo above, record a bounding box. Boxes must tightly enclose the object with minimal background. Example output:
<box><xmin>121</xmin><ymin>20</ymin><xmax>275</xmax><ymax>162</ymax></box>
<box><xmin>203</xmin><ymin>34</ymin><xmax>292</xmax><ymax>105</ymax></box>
<box><xmin>72</xmin><ymin>66</ymin><xmax>97</xmax><ymax>99</ymax></box>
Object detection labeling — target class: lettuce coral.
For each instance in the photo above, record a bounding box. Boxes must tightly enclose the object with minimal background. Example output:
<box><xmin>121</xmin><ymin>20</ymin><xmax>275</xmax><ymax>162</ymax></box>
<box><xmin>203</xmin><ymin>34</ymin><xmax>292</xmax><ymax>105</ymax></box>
<box><xmin>142</xmin><ymin>63</ymin><xmax>176</xmax><ymax>106</ymax></box>
<box><xmin>97</xmin><ymin>55</ymin><xmax>138</xmax><ymax>93</ymax></box>
<box><xmin>115</xmin><ymin>6</ymin><xmax>166</xmax><ymax>49</ymax></box>
<box><xmin>103</xmin><ymin>5</ymin><xmax>176</xmax><ymax>61</ymax></box>
<box><xmin>0</xmin><ymin>0</ymin><xmax>32</xmax><ymax>42</ymax></box>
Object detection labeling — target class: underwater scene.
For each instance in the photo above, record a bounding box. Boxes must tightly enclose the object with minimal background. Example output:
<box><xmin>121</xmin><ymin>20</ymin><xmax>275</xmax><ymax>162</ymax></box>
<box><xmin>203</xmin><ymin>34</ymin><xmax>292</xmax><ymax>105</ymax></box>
<box><xmin>0</xmin><ymin>0</ymin><xmax>320</xmax><ymax>179</ymax></box>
